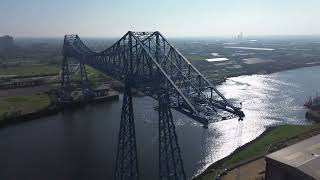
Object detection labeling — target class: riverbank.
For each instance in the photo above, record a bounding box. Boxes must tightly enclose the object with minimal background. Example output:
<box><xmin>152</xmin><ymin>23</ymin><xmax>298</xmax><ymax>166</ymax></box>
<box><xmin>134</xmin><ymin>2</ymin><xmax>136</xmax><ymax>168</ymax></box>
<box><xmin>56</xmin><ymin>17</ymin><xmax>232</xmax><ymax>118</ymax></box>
<box><xmin>0</xmin><ymin>93</ymin><xmax>119</xmax><ymax>128</ymax></box>
<box><xmin>210</xmin><ymin>63</ymin><xmax>320</xmax><ymax>85</ymax></box>
<box><xmin>195</xmin><ymin>123</ymin><xmax>320</xmax><ymax>180</ymax></box>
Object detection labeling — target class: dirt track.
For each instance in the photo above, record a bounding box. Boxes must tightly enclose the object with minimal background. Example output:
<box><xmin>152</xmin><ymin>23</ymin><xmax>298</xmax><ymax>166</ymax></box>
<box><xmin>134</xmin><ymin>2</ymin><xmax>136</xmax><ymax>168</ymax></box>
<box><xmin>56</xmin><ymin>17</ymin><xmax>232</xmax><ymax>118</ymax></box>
<box><xmin>221</xmin><ymin>158</ymin><xmax>265</xmax><ymax>180</ymax></box>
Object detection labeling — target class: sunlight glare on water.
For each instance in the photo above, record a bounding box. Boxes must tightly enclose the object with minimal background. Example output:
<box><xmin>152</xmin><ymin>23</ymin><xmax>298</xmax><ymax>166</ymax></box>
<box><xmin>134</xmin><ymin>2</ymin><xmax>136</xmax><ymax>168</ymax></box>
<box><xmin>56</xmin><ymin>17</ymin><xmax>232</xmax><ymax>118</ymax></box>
<box><xmin>196</xmin><ymin>67</ymin><xmax>319</xmax><ymax>176</ymax></box>
<box><xmin>1</xmin><ymin>67</ymin><xmax>320</xmax><ymax>180</ymax></box>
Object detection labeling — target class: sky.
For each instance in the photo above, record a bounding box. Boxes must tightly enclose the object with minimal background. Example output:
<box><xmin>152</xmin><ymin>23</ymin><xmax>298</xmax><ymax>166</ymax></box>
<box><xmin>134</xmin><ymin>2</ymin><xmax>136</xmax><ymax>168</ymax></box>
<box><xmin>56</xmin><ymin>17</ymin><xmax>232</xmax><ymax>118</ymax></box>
<box><xmin>1</xmin><ymin>0</ymin><xmax>320</xmax><ymax>37</ymax></box>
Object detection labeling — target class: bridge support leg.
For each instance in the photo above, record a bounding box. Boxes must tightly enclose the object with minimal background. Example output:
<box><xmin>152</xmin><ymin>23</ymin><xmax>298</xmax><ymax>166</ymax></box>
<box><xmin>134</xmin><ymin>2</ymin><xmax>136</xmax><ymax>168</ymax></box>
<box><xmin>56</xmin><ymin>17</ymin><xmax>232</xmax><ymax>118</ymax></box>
<box><xmin>158</xmin><ymin>92</ymin><xmax>186</xmax><ymax>180</ymax></box>
<box><xmin>79</xmin><ymin>62</ymin><xmax>94</xmax><ymax>100</ymax></box>
<box><xmin>115</xmin><ymin>81</ymin><xmax>139</xmax><ymax>180</ymax></box>
<box><xmin>59</xmin><ymin>56</ymin><xmax>73</xmax><ymax>104</ymax></box>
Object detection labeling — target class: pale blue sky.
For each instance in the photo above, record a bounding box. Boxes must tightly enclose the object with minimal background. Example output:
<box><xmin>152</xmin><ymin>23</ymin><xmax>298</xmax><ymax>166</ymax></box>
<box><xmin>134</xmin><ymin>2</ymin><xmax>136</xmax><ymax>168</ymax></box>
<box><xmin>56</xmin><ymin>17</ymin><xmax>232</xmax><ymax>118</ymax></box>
<box><xmin>1</xmin><ymin>0</ymin><xmax>320</xmax><ymax>37</ymax></box>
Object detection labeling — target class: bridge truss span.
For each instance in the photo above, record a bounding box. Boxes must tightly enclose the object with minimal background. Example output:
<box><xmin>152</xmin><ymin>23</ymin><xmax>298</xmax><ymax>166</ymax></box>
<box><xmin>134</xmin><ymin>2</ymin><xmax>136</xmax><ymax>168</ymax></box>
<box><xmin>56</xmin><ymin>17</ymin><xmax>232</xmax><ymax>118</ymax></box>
<box><xmin>62</xmin><ymin>31</ymin><xmax>245</xmax><ymax>127</ymax></box>
<box><xmin>61</xmin><ymin>31</ymin><xmax>245</xmax><ymax>180</ymax></box>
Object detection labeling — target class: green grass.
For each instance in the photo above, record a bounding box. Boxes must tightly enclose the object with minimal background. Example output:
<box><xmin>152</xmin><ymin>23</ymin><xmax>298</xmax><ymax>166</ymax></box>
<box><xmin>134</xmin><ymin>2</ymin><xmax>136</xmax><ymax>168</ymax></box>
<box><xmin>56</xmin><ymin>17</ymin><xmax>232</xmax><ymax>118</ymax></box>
<box><xmin>85</xmin><ymin>65</ymin><xmax>108</xmax><ymax>82</ymax></box>
<box><xmin>73</xmin><ymin>65</ymin><xmax>109</xmax><ymax>86</ymax></box>
<box><xmin>5</xmin><ymin>96</ymin><xmax>30</xmax><ymax>102</ymax></box>
<box><xmin>198</xmin><ymin>172</ymin><xmax>217</xmax><ymax>180</ymax></box>
<box><xmin>198</xmin><ymin>124</ymin><xmax>320</xmax><ymax>180</ymax></box>
<box><xmin>0</xmin><ymin>94</ymin><xmax>51</xmax><ymax>116</ymax></box>
<box><xmin>224</xmin><ymin>125</ymin><xmax>317</xmax><ymax>165</ymax></box>
<box><xmin>0</xmin><ymin>64</ymin><xmax>60</xmax><ymax>76</ymax></box>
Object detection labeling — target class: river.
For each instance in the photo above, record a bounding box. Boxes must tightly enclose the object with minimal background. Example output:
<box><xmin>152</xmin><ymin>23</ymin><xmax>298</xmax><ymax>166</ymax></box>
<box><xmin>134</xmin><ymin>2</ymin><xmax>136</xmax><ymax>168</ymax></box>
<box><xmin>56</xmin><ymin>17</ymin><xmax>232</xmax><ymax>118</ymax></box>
<box><xmin>1</xmin><ymin>66</ymin><xmax>319</xmax><ymax>179</ymax></box>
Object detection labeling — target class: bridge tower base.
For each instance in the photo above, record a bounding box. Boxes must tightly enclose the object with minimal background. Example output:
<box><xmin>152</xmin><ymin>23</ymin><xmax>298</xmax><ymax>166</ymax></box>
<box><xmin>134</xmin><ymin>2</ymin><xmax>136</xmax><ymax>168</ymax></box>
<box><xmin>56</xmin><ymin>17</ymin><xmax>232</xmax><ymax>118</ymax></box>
<box><xmin>59</xmin><ymin>56</ymin><xmax>73</xmax><ymax>104</ymax></box>
<box><xmin>79</xmin><ymin>61</ymin><xmax>94</xmax><ymax>100</ymax></box>
<box><xmin>158</xmin><ymin>92</ymin><xmax>186</xmax><ymax>180</ymax></box>
<box><xmin>58</xmin><ymin>57</ymin><xmax>95</xmax><ymax>104</ymax></box>
<box><xmin>114</xmin><ymin>80</ymin><xmax>140</xmax><ymax>180</ymax></box>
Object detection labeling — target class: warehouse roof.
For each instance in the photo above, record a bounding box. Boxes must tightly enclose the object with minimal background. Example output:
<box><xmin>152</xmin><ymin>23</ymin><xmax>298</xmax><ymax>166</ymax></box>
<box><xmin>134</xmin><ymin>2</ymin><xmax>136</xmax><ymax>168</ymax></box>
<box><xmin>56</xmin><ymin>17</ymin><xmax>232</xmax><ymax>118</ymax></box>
<box><xmin>266</xmin><ymin>134</ymin><xmax>320</xmax><ymax>179</ymax></box>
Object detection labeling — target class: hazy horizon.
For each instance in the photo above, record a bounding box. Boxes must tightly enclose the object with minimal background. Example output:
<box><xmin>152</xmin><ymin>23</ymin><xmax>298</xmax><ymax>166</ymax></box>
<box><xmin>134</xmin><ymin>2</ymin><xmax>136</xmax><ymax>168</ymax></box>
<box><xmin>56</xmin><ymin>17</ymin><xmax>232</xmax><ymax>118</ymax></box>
<box><xmin>1</xmin><ymin>0</ymin><xmax>320</xmax><ymax>38</ymax></box>
<box><xmin>10</xmin><ymin>34</ymin><xmax>320</xmax><ymax>40</ymax></box>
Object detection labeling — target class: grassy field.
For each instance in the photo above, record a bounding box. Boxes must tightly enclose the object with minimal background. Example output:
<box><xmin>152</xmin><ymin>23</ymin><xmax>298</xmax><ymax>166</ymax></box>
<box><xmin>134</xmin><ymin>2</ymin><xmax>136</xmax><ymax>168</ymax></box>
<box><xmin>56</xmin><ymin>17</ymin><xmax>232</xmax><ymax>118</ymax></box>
<box><xmin>73</xmin><ymin>65</ymin><xmax>110</xmax><ymax>86</ymax></box>
<box><xmin>0</xmin><ymin>94</ymin><xmax>51</xmax><ymax>119</ymax></box>
<box><xmin>0</xmin><ymin>64</ymin><xmax>60</xmax><ymax>76</ymax></box>
<box><xmin>198</xmin><ymin>124</ymin><xmax>320</xmax><ymax>180</ymax></box>
<box><xmin>84</xmin><ymin>65</ymin><xmax>109</xmax><ymax>82</ymax></box>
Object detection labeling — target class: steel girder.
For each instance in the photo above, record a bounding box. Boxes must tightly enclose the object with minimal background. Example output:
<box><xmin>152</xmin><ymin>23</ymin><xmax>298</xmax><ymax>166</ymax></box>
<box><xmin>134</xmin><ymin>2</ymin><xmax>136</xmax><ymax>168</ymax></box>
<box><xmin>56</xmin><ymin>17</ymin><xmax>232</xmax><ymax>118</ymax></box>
<box><xmin>114</xmin><ymin>80</ymin><xmax>139</xmax><ymax>180</ymax></box>
<box><xmin>79</xmin><ymin>61</ymin><xmax>94</xmax><ymax>100</ymax></box>
<box><xmin>158</xmin><ymin>91</ymin><xmax>186</xmax><ymax>180</ymax></box>
<box><xmin>115</xmin><ymin>33</ymin><xmax>140</xmax><ymax>180</ymax></box>
<box><xmin>59</xmin><ymin>35</ymin><xmax>94</xmax><ymax>103</ymax></box>
<box><xmin>59</xmin><ymin>56</ymin><xmax>72</xmax><ymax>104</ymax></box>
<box><xmin>62</xmin><ymin>31</ymin><xmax>245</xmax><ymax>180</ymax></box>
<box><xmin>62</xmin><ymin>31</ymin><xmax>245</xmax><ymax>126</ymax></box>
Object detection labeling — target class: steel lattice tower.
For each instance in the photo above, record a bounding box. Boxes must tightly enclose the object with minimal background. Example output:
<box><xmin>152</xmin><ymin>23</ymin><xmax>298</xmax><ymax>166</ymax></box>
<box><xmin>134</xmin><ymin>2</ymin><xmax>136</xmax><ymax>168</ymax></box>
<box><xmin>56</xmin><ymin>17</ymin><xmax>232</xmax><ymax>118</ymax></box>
<box><xmin>60</xmin><ymin>56</ymin><xmax>73</xmax><ymax>103</ymax></box>
<box><xmin>158</xmin><ymin>91</ymin><xmax>186</xmax><ymax>180</ymax></box>
<box><xmin>114</xmin><ymin>80</ymin><xmax>139</xmax><ymax>180</ymax></box>
<box><xmin>115</xmin><ymin>33</ymin><xmax>140</xmax><ymax>180</ymax></box>
<box><xmin>61</xmin><ymin>31</ymin><xmax>245</xmax><ymax>180</ymax></box>
<box><xmin>79</xmin><ymin>61</ymin><xmax>94</xmax><ymax>100</ymax></box>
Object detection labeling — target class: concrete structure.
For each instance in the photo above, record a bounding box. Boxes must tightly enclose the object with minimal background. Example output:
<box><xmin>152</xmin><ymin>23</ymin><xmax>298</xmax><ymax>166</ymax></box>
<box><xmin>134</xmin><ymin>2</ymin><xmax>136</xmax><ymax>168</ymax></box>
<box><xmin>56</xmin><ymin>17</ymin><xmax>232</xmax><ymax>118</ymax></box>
<box><xmin>266</xmin><ymin>134</ymin><xmax>320</xmax><ymax>180</ymax></box>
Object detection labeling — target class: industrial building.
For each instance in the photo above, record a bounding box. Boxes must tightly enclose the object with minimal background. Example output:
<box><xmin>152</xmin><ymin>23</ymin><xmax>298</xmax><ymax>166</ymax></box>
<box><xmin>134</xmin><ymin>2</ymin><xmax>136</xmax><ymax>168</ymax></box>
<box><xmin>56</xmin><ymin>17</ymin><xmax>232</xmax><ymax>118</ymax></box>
<box><xmin>266</xmin><ymin>134</ymin><xmax>320</xmax><ymax>180</ymax></box>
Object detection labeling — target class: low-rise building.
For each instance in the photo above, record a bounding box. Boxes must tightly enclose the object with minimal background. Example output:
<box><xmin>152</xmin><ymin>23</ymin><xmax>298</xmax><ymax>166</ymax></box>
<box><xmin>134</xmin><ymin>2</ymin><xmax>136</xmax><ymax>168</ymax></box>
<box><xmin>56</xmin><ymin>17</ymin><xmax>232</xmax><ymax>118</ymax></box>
<box><xmin>265</xmin><ymin>134</ymin><xmax>320</xmax><ymax>180</ymax></box>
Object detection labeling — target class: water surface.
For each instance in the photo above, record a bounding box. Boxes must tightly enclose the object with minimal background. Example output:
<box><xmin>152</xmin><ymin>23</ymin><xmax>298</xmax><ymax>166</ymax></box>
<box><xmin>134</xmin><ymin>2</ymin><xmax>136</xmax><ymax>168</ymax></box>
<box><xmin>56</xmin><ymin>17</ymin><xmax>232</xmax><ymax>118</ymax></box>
<box><xmin>1</xmin><ymin>66</ymin><xmax>319</xmax><ymax>179</ymax></box>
